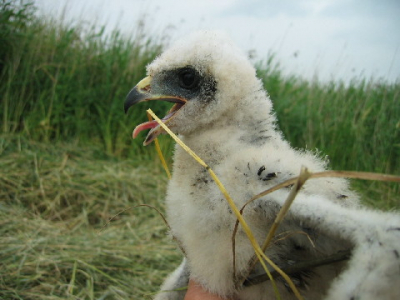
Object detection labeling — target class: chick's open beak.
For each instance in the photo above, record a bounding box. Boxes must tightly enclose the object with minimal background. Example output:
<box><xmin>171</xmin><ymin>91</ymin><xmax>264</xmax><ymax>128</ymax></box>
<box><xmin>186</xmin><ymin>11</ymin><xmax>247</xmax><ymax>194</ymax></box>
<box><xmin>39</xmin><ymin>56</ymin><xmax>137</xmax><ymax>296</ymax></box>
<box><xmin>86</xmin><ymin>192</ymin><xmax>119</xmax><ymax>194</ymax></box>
<box><xmin>124</xmin><ymin>76</ymin><xmax>187</xmax><ymax>145</ymax></box>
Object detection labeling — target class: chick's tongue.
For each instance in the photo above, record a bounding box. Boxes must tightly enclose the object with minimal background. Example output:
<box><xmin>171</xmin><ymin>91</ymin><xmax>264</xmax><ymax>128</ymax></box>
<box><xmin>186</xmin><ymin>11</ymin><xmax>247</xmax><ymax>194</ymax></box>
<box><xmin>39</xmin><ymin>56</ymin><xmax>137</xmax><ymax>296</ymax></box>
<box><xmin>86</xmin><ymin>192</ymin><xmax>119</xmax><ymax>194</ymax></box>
<box><xmin>132</xmin><ymin>120</ymin><xmax>159</xmax><ymax>138</ymax></box>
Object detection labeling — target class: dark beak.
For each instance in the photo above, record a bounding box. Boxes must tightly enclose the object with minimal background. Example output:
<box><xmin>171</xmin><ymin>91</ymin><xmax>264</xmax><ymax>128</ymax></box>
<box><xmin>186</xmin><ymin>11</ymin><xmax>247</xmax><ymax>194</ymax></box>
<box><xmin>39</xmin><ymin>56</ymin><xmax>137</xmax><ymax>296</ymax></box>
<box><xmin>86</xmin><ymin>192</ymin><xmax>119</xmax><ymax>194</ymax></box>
<box><xmin>124</xmin><ymin>76</ymin><xmax>152</xmax><ymax>113</ymax></box>
<box><xmin>124</xmin><ymin>76</ymin><xmax>187</xmax><ymax>114</ymax></box>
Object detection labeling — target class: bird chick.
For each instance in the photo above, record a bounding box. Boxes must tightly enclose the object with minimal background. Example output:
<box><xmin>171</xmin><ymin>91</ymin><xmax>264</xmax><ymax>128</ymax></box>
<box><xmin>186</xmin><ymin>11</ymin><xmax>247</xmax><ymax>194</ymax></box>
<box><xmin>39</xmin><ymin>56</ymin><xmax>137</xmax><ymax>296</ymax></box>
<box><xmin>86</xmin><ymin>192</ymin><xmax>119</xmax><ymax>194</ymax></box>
<box><xmin>125</xmin><ymin>31</ymin><xmax>400</xmax><ymax>300</ymax></box>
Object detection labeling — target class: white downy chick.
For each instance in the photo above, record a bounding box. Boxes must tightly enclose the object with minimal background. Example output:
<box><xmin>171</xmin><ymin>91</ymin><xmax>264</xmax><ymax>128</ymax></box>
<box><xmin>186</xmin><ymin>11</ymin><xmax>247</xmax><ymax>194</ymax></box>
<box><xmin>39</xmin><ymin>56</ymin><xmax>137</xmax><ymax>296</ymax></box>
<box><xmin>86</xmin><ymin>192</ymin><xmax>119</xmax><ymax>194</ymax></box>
<box><xmin>124</xmin><ymin>31</ymin><xmax>400</xmax><ymax>300</ymax></box>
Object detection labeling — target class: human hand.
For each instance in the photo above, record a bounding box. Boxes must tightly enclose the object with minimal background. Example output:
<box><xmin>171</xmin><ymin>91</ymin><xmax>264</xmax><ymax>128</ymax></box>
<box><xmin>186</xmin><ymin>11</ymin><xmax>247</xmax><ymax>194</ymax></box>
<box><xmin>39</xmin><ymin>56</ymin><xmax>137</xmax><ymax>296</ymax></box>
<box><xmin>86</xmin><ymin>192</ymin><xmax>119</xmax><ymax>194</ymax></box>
<box><xmin>184</xmin><ymin>279</ymin><xmax>233</xmax><ymax>300</ymax></box>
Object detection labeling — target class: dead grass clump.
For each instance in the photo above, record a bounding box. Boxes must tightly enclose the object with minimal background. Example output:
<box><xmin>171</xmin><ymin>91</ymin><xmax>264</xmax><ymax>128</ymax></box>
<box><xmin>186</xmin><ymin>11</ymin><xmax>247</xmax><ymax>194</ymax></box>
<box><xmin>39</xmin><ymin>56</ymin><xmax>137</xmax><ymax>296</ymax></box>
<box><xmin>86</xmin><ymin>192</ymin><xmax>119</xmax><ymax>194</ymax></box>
<box><xmin>0</xmin><ymin>136</ymin><xmax>181</xmax><ymax>299</ymax></box>
<box><xmin>0</xmin><ymin>135</ymin><xmax>168</xmax><ymax>224</ymax></box>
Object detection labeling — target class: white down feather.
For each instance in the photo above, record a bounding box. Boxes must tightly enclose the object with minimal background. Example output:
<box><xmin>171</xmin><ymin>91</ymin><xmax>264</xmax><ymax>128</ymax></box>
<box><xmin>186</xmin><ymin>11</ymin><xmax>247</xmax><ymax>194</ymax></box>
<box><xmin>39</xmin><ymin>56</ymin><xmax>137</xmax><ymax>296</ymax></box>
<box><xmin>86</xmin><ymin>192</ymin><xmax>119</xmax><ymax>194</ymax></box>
<box><xmin>130</xmin><ymin>31</ymin><xmax>400</xmax><ymax>300</ymax></box>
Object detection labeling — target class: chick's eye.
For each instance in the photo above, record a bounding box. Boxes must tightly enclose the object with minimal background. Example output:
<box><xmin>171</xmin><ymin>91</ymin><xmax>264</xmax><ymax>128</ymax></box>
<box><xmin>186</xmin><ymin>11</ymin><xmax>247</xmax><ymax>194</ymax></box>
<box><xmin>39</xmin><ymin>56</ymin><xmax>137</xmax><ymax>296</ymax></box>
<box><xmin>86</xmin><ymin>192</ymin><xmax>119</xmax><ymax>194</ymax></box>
<box><xmin>179</xmin><ymin>68</ymin><xmax>199</xmax><ymax>89</ymax></box>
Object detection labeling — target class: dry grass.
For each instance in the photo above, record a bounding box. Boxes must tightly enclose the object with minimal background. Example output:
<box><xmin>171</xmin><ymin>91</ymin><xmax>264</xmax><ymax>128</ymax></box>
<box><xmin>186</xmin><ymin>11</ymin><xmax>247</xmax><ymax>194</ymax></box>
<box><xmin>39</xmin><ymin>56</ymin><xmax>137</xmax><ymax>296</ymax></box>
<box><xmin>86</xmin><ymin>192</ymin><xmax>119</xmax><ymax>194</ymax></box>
<box><xmin>0</xmin><ymin>132</ymin><xmax>398</xmax><ymax>299</ymax></box>
<box><xmin>0</xmin><ymin>135</ymin><xmax>180</xmax><ymax>299</ymax></box>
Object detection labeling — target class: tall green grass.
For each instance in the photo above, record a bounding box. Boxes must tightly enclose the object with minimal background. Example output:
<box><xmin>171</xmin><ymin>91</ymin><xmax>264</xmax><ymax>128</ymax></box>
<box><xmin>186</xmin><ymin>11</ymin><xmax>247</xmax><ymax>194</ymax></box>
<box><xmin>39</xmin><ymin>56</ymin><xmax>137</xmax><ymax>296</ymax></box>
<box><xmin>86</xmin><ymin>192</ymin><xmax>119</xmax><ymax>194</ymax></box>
<box><xmin>257</xmin><ymin>58</ymin><xmax>399</xmax><ymax>172</ymax></box>
<box><xmin>0</xmin><ymin>0</ymin><xmax>172</xmax><ymax>157</ymax></box>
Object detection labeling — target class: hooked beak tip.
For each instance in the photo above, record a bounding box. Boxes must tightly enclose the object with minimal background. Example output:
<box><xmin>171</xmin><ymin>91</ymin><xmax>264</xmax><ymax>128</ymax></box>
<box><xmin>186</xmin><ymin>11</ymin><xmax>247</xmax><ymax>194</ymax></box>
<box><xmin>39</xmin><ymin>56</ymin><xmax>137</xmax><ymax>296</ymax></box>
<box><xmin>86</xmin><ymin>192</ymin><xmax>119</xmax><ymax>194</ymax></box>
<box><xmin>124</xmin><ymin>86</ymin><xmax>147</xmax><ymax>114</ymax></box>
<box><xmin>124</xmin><ymin>76</ymin><xmax>152</xmax><ymax>114</ymax></box>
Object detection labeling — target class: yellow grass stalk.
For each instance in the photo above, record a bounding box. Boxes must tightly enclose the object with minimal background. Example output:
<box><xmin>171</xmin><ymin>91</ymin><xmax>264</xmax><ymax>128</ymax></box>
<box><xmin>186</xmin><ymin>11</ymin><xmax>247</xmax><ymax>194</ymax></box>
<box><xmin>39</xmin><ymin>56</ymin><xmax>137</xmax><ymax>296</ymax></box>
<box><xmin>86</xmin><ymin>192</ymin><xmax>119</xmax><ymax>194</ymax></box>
<box><xmin>147</xmin><ymin>112</ymin><xmax>171</xmax><ymax>179</ymax></box>
<box><xmin>147</xmin><ymin>109</ymin><xmax>305</xmax><ymax>300</ymax></box>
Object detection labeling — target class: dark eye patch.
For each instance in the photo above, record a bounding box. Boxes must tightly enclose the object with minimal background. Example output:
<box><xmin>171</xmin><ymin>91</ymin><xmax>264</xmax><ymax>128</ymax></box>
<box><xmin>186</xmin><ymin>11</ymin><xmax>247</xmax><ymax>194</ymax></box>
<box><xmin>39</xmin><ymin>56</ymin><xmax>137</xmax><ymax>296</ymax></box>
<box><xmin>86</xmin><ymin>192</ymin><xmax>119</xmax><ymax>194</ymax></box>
<box><xmin>151</xmin><ymin>65</ymin><xmax>216</xmax><ymax>102</ymax></box>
